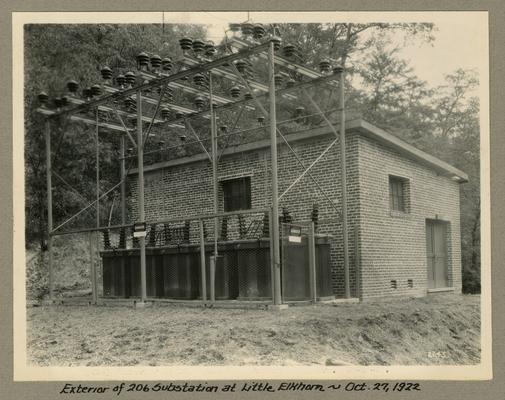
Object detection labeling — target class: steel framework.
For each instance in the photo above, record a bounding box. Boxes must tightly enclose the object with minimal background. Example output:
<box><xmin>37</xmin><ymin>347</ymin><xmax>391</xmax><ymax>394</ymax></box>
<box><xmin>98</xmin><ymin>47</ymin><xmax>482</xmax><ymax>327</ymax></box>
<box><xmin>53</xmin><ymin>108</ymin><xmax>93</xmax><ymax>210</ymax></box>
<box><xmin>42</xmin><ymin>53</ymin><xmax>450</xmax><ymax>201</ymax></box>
<box><xmin>36</xmin><ymin>32</ymin><xmax>351</xmax><ymax>305</ymax></box>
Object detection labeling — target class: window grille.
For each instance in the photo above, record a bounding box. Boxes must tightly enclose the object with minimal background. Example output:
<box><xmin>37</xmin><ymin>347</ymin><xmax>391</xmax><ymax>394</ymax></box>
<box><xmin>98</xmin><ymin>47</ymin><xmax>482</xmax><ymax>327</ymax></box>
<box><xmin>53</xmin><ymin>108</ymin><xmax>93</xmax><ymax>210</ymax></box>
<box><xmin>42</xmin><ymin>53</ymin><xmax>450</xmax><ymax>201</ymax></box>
<box><xmin>222</xmin><ymin>177</ymin><xmax>252</xmax><ymax>212</ymax></box>
<box><xmin>389</xmin><ymin>176</ymin><xmax>406</xmax><ymax>212</ymax></box>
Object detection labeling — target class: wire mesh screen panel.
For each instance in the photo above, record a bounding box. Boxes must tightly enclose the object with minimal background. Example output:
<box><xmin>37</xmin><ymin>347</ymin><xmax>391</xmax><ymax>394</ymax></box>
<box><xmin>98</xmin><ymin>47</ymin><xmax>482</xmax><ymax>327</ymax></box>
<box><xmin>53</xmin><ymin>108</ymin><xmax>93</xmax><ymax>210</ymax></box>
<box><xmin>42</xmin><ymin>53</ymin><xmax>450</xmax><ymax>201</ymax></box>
<box><xmin>97</xmin><ymin>210</ymin><xmax>272</xmax><ymax>302</ymax></box>
<box><xmin>206</xmin><ymin>246</ymin><xmax>239</xmax><ymax>300</ymax></box>
<box><xmin>98</xmin><ymin>225</ymin><xmax>140</xmax><ymax>298</ymax></box>
<box><xmin>314</xmin><ymin>235</ymin><xmax>334</xmax><ymax>299</ymax></box>
<box><xmin>202</xmin><ymin>210</ymin><xmax>272</xmax><ymax>302</ymax></box>
<box><xmin>236</xmin><ymin>239</ymin><xmax>271</xmax><ymax>300</ymax></box>
<box><xmin>159</xmin><ymin>245</ymin><xmax>201</xmax><ymax>299</ymax></box>
<box><xmin>281</xmin><ymin>222</ymin><xmax>311</xmax><ymax>301</ymax></box>
<box><xmin>99</xmin><ymin>221</ymin><xmax>203</xmax><ymax>300</ymax></box>
<box><xmin>280</xmin><ymin>220</ymin><xmax>336</xmax><ymax>302</ymax></box>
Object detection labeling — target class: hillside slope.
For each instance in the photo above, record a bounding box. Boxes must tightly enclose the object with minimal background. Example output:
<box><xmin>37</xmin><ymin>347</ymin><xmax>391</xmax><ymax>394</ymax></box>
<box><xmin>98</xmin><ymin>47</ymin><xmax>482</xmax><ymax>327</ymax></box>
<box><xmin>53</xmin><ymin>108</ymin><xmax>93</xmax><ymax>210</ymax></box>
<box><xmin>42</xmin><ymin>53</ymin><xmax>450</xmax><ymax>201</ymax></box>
<box><xmin>26</xmin><ymin>234</ymin><xmax>97</xmax><ymax>300</ymax></box>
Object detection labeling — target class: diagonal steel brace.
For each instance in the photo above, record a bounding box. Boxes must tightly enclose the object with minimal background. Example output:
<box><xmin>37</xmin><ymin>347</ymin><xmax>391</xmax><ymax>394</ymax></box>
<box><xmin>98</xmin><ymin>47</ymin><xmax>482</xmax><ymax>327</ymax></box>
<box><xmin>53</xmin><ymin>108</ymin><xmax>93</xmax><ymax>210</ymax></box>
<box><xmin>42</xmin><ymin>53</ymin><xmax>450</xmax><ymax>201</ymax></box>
<box><xmin>186</xmin><ymin>119</ymin><xmax>212</xmax><ymax>161</ymax></box>
<box><xmin>229</xmin><ymin>63</ymin><xmax>340</xmax><ymax>214</ymax></box>
<box><xmin>111</xmin><ymin>105</ymin><xmax>137</xmax><ymax>148</ymax></box>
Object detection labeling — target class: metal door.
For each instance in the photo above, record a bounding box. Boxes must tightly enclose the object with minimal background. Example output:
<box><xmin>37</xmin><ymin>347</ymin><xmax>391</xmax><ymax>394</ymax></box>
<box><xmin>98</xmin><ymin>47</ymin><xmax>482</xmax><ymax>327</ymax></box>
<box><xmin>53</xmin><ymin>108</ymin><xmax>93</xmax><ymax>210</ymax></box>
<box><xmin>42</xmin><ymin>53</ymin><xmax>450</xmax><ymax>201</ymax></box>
<box><xmin>426</xmin><ymin>220</ymin><xmax>448</xmax><ymax>288</ymax></box>
<box><xmin>281</xmin><ymin>223</ymin><xmax>310</xmax><ymax>301</ymax></box>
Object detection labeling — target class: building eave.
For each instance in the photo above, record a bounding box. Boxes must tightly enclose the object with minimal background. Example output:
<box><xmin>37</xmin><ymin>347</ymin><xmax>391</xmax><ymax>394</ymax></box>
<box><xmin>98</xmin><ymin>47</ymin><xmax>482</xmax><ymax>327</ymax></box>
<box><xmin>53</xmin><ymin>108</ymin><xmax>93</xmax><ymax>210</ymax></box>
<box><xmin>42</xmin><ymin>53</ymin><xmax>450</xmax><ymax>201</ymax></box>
<box><xmin>355</xmin><ymin>119</ymin><xmax>469</xmax><ymax>183</ymax></box>
<box><xmin>130</xmin><ymin>118</ymin><xmax>468</xmax><ymax>183</ymax></box>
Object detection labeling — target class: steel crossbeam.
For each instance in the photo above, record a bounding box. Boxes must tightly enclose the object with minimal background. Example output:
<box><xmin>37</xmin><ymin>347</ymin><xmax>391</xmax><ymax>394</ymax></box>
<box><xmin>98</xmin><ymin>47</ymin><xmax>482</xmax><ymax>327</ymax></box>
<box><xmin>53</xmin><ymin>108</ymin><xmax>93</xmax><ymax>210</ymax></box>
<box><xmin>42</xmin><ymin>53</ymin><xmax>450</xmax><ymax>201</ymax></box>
<box><xmin>111</xmin><ymin>105</ymin><xmax>138</xmax><ymax>148</ymax></box>
<box><xmin>37</xmin><ymin>107</ymin><xmax>126</xmax><ymax>132</ymax></box>
<box><xmin>48</xmin><ymin>41</ymin><xmax>271</xmax><ymax>118</ymax></box>
<box><xmin>139</xmin><ymin>70</ymin><xmax>255</xmax><ymax>110</ymax></box>
<box><xmin>186</xmin><ymin>119</ymin><xmax>212</xmax><ymax>161</ymax></box>
<box><xmin>229</xmin><ymin>62</ymin><xmax>341</xmax><ymax>214</ymax></box>
<box><xmin>66</xmin><ymin>95</ymin><xmax>166</xmax><ymax>125</ymax></box>
<box><xmin>161</xmin><ymin>71</ymin><xmax>341</xmax><ymax>127</ymax></box>
<box><xmin>229</xmin><ymin>37</ymin><xmax>340</xmax><ymax>88</ymax></box>
<box><xmin>102</xmin><ymin>85</ymin><xmax>198</xmax><ymax>122</ymax></box>
<box><xmin>181</xmin><ymin>55</ymin><xmax>297</xmax><ymax>100</ymax></box>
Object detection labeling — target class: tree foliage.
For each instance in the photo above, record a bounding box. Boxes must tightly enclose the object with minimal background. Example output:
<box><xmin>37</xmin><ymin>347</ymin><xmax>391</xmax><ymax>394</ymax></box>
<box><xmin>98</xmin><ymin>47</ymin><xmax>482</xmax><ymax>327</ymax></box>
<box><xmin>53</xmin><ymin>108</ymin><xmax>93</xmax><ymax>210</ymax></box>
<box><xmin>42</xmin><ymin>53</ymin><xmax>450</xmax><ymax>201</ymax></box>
<box><xmin>24</xmin><ymin>24</ymin><xmax>206</xmax><ymax>247</ymax></box>
<box><xmin>350</xmin><ymin>40</ymin><xmax>480</xmax><ymax>293</ymax></box>
<box><xmin>274</xmin><ymin>22</ymin><xmax>435</xmax><ymax>67</ymax></box>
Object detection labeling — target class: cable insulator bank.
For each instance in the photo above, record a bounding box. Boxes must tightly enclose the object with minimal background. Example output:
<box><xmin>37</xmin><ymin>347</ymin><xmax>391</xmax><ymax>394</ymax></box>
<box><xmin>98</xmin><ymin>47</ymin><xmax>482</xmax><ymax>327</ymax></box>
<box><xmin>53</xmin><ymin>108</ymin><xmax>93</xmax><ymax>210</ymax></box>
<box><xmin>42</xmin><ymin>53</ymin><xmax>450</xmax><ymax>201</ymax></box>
<box><xmin>116</xmin><ymin>74</ymin><xmax>125</xmax><ymax>87</ymax></box>
<box><xmin>319</xmin><ymin>59</ymin><xmax>331</xmax><ymax>73</ymax></box>
<box><xmin>234</xmin><ymin>60</ymin><xmax>248</xmax><ymax>74</ymax></box>
<box><xmin>162</xmin><ymin>57</ymin><xmax>173</xmax><ymax>72</ymax></box>
<box><xmin>282</xmin><ymin>43</ymin><xmax>298</xmax><ymax>58</ymax></box>
<box><xmin>136</xmin><ymin>51</ymin><xmax>150</xmax><ymax>70</ymax></box>
<box><xmin>230</xmin><ymin>86</ymin><xmax>241</xmax><ymax>98</ymax></box>
<box><xmin>150</xmin><ymin>54</ymin><xmax>162</xmax><ymax>70</ymax></box>
<box><xmin>100</xmin><ymin>66</ymin><xmax>113</xmax><ymax>80</ymax></box>
<box><xmin>192</xmin><ymin>39</ymin><xmax>205</xmax><ymax>54</ymax></box>
<box><xmin>271</xmin><ymin>36</ymin><xmax>282</xmax><ymax>51</ymax></box>
<box><xmin>124</xmin><ymin>71</ymin><xmax>136</xmax><ymax>86</ymax></box>
<box><xmin>241</xmin><ymin>23</ymin><xmax>254</xmax><ymax>36</ymax></box>
<box><xmin>193</xmin><ymin>73</ymin><xmax>206</xmax><ymax>86</ymax></box>
<box><xmin>91</xmin><ymin>84</ymin><xmax>102</xmax><ymax>97</ymax></box>
<box><xmin>253</xmin><ymin>24</ymin><xmax>266</xmax><ymax>39</ymax></box>
<box><xmin>161</xmin><ymin>108</ymin><xmax>170</xmax><ymax>120</ymax></box>
<box><xmin>82</xmin><ymin>87</ymin><xmax>93</xmax><ymax>100</ymax></box>
<box><xmin>194</xmin><ymin>96</ymin><xmax>205</xmax><ymax>109</ymax></box>
<box><xmin>204</xmin><ymin>41</ymin><xmax>216</xmax><ymax>57</ymax></box>
<box><xmin>67</xmin><ymin>80</ymin><xmax>79</xmax><ymax>93</ymax></box>
<box><xmin>179</xmin><ymin>37</ymin><xmax>193</xmax><ymax>51</ymax></box>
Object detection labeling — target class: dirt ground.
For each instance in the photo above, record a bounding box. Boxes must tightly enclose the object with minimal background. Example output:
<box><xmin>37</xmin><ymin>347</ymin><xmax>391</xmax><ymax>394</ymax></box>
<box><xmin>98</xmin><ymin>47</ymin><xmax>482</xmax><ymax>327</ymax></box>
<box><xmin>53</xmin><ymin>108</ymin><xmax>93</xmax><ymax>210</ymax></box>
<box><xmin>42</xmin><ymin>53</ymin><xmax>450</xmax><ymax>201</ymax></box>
<box><xmin>26</xmin><ymin>294</ymin><xmax>480</xmax><ymax>366</ymax></box>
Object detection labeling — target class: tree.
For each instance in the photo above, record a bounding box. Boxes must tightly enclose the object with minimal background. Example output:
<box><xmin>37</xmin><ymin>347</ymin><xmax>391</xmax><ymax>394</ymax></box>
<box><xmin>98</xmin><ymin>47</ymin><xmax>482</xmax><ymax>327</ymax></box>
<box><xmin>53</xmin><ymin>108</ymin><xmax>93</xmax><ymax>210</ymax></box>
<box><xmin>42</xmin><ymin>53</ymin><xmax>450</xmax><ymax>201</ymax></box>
<box><xmin>443</xmin><ymin>95</ymin><xmax>480</xmax><ymax>293</ymax></box>
<box><xmin>431</xmin><ymin>69</ymin><xmax>479</xmax><ymax>138</ymax></box>
<box><xmin>24</xmin><ymin>24</ymin><xmax>207</xmax><ymax>249</ymax></box>
<box><xmin>336</xmin><ymin>34</ymin><xmax>480</xmax><ymax>293</ymax></box>
<box><xmin>272</xmin><ymin>22</ymin><xmax>434</xmax><ymax>69</ymax></box>
<box><xmin>268</xmin><ymin>23</ymin><xmax>435</xmax><ymax>129</ymax></box>
<box><xmin>355</xmin><ymin>40</ymin><xmax>435</xmax><ymax>144</ymax></box>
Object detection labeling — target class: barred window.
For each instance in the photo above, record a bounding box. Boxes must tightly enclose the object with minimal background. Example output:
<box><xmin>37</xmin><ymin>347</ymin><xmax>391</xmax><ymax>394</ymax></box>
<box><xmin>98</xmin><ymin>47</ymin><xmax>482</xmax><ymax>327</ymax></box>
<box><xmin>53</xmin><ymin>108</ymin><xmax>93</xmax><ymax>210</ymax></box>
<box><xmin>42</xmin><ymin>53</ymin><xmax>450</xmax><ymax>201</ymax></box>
<box><xmin>222</xmin><ymin>177</ymin><xmax>251</xmax><ymax>212</ymax></box>
<box><xmin>389</xmin><ymin>176</ymin><xmax>407</xmax><ymax>212</ymax></box>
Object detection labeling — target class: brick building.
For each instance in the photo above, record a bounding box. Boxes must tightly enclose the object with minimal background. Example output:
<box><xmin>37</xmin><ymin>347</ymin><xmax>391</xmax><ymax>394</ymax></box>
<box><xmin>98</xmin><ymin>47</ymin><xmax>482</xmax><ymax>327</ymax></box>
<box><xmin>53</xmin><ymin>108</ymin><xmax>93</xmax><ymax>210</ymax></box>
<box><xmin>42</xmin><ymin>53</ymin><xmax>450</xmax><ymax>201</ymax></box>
<box><xmin>129</xmin><ymin>118</ymin><xmax>467</xmax><ymax>300</ymax></box>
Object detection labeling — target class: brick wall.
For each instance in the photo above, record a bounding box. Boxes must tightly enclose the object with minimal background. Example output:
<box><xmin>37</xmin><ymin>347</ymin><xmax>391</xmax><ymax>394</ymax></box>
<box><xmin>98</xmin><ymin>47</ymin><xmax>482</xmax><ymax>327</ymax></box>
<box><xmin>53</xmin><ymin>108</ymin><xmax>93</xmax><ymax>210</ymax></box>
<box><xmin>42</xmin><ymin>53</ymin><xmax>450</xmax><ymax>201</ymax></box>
<box><xmin>356</xmin><ymin>136</ymin><xmax>462</xmax><ymax>300</ymax></box>
<box><xmin>129</xmin><ymin>128</ymin><xmax>463</xmax><ymax>299</ymax></box>
<box><xmin>130</xmin><ymin>130</ymin><xmax>360</xmax><ymax>297</ymax></box>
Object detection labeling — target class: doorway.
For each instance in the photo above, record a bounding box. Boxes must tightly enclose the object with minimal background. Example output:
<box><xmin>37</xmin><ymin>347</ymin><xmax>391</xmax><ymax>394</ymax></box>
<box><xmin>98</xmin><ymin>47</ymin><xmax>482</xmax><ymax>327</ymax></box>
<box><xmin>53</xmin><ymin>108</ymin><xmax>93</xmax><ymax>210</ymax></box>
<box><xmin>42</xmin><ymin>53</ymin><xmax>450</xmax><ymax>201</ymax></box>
<box><xmin>426</xmin><ymin>220</ymin><xmax>449</xmax><ymax>289</ymax></box>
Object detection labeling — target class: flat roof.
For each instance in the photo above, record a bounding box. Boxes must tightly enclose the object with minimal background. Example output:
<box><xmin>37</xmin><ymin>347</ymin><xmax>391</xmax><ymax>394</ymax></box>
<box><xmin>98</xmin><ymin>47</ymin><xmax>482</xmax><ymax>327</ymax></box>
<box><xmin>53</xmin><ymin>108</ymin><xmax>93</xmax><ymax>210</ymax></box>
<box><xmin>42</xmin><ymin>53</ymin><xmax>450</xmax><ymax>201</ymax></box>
<box><xmin>131</xmin><ymin>118</ymin><xmax>468</xmax><ymax>183</ymax></box>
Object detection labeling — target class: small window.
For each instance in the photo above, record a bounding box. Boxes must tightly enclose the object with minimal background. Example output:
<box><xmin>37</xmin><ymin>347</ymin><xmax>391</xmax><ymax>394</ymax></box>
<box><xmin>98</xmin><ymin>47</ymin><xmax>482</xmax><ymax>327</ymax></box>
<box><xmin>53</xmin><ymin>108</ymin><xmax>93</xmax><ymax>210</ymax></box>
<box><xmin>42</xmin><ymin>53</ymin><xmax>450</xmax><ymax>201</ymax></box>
<box><xmin>389</xmin><ymin>176</ymin><xmax>407</xmax><ymax>212</ymax></box>
<box><xmin>222</xmin><ymin>177</ymin><xmax>251</xmax><ymax>212</ymax></box>
<box><xmin>391</xmin><ymin>280</ymin><xmax>397</xmax><ymax>289</ymax></box>
<box><xmin>407</xmin><ymin>279</ymin><xmax>414</xmax><ymax>288</ymax></box>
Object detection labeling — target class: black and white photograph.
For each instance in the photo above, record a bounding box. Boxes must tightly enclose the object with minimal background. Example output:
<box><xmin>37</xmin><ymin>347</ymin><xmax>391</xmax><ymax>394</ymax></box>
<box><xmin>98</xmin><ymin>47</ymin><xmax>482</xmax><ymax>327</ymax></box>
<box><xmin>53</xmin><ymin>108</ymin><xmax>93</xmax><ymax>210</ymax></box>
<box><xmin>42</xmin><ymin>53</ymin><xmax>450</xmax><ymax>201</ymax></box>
<box><xmin>13</xmin><ymin>11</ymin><xmax>490</xmax><ymax>381</ymax></box>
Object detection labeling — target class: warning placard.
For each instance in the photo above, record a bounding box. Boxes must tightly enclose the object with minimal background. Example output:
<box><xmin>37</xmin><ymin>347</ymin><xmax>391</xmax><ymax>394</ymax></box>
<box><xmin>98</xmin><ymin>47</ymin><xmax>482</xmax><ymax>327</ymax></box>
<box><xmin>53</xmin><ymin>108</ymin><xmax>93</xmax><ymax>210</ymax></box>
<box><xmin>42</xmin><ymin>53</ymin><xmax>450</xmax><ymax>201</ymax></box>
<box><xmin>288</xmin><ymin>225</ymin><xmax>302</xmax><ymax>243</ymax></box>
<box><xmin>133</xmin><ymin>222</ymin><xmax>147</xmax><ymax>237</ymax></box>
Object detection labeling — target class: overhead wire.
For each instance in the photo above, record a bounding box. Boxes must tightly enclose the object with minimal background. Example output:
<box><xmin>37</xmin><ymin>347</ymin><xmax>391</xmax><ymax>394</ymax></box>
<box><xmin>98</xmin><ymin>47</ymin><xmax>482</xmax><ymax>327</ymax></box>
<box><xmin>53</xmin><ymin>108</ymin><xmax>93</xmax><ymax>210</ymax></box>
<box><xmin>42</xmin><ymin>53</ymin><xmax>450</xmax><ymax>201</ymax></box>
<box><xmin>46</xmin><ymin>26</ymin><xmax>352</xmax><ymax>233</ymax></box>
<box><xmin>133</xmin><ymin>107</ymin><xmax>344</xmax><ymax>160</ymax></box>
